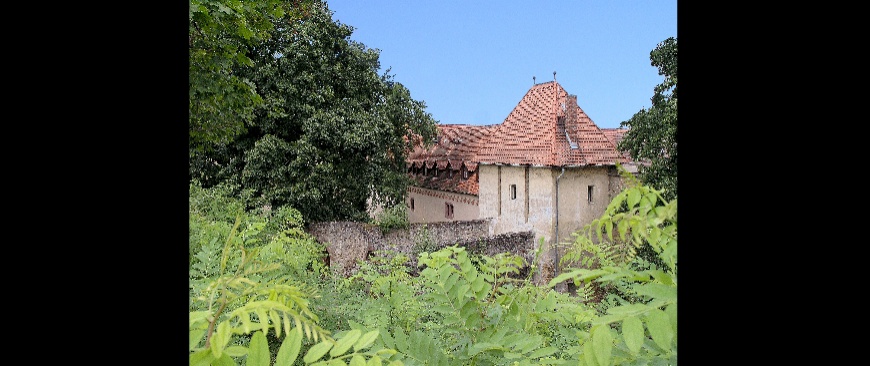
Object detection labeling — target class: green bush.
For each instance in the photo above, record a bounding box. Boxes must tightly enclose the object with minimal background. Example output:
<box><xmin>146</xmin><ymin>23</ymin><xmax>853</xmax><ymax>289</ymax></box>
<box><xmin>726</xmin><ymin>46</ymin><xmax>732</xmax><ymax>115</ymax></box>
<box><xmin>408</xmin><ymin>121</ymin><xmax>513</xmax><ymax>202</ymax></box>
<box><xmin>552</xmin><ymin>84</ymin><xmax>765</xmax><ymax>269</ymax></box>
<box><xmin>189</xmin><ymin>172</ymin><xmax>676</xmax><ymax>365</ymax></box>
<box><xmin>372</xmin><ymin>204</ymin><xmax>409</xmax><ymax>233</ymax></box>
<box><xmin>189</xmin><ymin>185</ymin><xmax>402</xmax><ymax>365</ymax></box>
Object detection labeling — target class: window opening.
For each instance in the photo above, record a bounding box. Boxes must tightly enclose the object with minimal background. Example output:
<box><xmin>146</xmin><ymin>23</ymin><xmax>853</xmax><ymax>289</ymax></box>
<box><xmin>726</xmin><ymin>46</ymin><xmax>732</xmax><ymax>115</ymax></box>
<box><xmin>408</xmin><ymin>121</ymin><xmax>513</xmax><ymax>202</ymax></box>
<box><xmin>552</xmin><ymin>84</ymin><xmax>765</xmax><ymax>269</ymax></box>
<box><xmin>510</xmin><ymin>184</ymin><xmax>517</xmax><ymax>200</ymax></box>
<box><xmin>587</xmin><ymin>185</ymin><xmax>594</xmax><ymax>203</ymax></box>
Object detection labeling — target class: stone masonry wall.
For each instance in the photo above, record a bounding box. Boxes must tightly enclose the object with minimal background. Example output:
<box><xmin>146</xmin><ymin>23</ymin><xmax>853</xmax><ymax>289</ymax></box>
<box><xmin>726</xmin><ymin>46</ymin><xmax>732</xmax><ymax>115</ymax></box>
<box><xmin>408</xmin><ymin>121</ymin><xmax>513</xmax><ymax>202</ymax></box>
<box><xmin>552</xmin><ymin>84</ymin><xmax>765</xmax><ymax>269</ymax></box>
<box><xmin>306</xmin><ymin>220</ymin><xmax>535</xmax><ymax>277</ymax></box>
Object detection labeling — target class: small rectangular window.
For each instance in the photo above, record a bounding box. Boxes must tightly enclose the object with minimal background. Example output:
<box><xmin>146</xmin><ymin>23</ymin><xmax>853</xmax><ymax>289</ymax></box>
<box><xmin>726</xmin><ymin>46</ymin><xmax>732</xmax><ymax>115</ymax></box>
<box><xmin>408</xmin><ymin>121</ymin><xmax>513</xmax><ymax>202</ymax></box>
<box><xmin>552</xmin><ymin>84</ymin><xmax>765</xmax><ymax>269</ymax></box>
<box><xmin>510</xmin><ymin>184</ymin><xmax>517</xmax><ymax>200</ymax></box>
<box><xmin>410</xmin><ymin>198</ymin><xmax>415</xmax><ymax>211</ymax></box>
<box><xmin>463</xmin><ymin>169</ymin><xmax>469</xmax><ymax>179</ymax></box>
<box><xmin>445</xmin><ymin>202</ymin><xmax>454</xmax><ymax>219</ymax></box>
<box><xmin>587</xmin><ymin>185</ymin><xmax>594</xmax><ymax>203</ymax></box>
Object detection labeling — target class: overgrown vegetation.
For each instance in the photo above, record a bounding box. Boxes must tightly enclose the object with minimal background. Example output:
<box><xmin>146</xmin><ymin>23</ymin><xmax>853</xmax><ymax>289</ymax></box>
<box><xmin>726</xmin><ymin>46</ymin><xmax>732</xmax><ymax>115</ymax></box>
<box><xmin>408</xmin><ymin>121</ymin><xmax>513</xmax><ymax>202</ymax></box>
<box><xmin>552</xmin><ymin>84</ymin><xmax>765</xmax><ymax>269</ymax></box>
<box><xmin>618</xmin><ymin>37</ymin><xmax>678</xmax><ymax>201</ymax></box>
<box><xmin>190</xmin><ymin>2</ymin><xmax>676</xmax><ymax>363</ymax></box>
<box><xmin>189</xmin><ymin>170</ymin><xmax>677</xmax><ymax>365</ymax></box>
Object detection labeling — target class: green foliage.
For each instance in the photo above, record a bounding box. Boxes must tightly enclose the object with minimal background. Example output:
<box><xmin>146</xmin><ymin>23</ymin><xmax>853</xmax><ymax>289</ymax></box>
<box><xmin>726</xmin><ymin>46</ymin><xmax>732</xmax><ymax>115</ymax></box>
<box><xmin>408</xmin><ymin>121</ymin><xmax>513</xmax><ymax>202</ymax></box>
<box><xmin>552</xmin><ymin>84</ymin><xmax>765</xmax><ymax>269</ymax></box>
<box><xmin>306</xmin><ymin>250</ymin><xmax>424</xmax><ymax>350</ymax></box>
<box><xmin>189</xmin><ymin>0</ymin><xmax>314</xmax><ymax>151</ymax></box>
<box><xmin>406</xmin><ymin>246</ymin><xmax>587</xmax><ymax>365</ymax></box>
<box><xmin>190</xmin><ymin>172</ymin><xmax>676</xmax><ymax>365</ymax></box>
<box><xmin>551</xmin><ymin>180</ymin><xmax>678</xmax><ymax>365</ymax></box>
<box><xmin>189</xmin><ymin>191</ymin><xmax>402</xmax><ymax>365</ymax></box>
<box><xmin>372</xmin><ymin>204</ymin><xmax>410</xmax><ymax>234</ymax></box>
<box><xmin>618</xmin><ymin>37</ymin><xmax>678</xmax><ymax>201</ymax></box>
<box><xmin>188</xmin><ymin>216</ymin><xmax>332</xmax><ymax>365</ymax></box>
<box><xmin>189</xmin><ymin>181</ymin><xmax>249</xmax><ymax>266</ymax></box>
<box><xmin>189</xmin><ymin>0</ymin><xmax>438</xmax><ymax>222</ymax></box>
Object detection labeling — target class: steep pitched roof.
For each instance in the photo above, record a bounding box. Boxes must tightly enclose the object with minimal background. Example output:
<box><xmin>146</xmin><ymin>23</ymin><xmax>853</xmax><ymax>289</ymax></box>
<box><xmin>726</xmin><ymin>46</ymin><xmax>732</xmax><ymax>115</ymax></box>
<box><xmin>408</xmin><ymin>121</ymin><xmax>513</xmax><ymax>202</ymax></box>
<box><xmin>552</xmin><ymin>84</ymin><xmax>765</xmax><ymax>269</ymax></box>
<box><xmin>476</xmin><ymin>81</ymin><xmax>624</xmax><ymax>167</ymax></box>
<box><xmin>601</xmin><ymin>128</ymin><xmax>631</xmax><ymax>160</ymax></box>
<box><xmin>600</xmin><ymin>128</ymin><xmax>626</xmax><ymax>146</ymax></box>
<box><xmin>407</xmin><ymin>81</ymin><xmax>628</xmax><ymax>195</ymax></box>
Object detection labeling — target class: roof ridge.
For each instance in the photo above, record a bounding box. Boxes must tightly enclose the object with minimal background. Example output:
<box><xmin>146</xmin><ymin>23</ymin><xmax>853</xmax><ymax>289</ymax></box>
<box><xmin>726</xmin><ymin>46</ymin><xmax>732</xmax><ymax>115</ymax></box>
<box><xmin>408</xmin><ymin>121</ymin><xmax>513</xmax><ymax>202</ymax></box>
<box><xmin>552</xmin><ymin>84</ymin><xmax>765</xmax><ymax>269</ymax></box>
<box><xmin>412</xmin><ymin>80</ymin><xmax>624</xmax><ymax>168</ymax></box>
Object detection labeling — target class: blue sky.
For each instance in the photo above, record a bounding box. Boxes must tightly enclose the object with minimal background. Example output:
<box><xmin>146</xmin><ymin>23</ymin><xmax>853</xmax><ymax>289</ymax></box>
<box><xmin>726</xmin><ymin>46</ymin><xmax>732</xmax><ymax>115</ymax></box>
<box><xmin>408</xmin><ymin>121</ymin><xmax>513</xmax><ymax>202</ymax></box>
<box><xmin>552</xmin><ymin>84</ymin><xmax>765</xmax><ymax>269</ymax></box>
<box><xmin>325</xmin><ymin>0</ymin><xmax>676</xmax><ymax>129</ymax></box>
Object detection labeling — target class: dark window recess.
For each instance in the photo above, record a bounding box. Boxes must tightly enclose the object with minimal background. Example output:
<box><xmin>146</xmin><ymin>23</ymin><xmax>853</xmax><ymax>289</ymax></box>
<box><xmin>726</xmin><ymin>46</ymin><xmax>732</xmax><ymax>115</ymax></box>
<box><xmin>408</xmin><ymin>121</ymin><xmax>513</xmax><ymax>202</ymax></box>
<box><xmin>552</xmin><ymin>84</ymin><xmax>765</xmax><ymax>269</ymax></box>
<box><xmin>410</xmin><ymin>198</ymin><xmax>415</xmax><ymax>211</ymax></box>
<box><xmin>587</xmin><ymin>185</ymin><xmax>594</xmax><ymax>203</ymax></box>
<box><xmin>510</xmin><ymin>184</ymin><xmax>517</xmax><ymax>200</ymax></box>
<box><xmin>445</xmin><ymin>202</ymin><xmax>454</xmax><ymax>219</ymax></box>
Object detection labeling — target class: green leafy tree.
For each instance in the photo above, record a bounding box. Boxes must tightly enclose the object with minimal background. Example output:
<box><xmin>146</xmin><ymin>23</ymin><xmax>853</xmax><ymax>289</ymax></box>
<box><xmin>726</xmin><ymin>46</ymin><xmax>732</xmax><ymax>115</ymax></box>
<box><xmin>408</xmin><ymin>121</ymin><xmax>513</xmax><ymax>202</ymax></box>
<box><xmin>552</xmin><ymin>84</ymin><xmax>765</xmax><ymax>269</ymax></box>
<box><xmin>189</xmin><ymin>0</ymin><xmax>314</xmax><ymax>151</ymax></box>
<box><xmin>618</xmin><ymin>37</ymin><xmax>677</xmax><ymax>200</ymax></box>
<box><xmin>190</xmin><ymin>0</ymin><xmax>438</xmax><ymax>222</ymax></box>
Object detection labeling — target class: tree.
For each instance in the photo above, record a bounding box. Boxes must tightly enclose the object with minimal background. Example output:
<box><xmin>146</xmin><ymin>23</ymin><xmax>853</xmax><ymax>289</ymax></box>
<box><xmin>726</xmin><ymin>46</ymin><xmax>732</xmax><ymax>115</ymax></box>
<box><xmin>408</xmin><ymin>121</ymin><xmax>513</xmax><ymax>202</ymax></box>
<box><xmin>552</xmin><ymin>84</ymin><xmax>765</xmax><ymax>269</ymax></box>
<box><xmin>189</xmin><ymin>0</ymin><xmax>314</xmax><ymax>152</ymax></box>
<box><xmin>618</xmin><ymin>37</ymin><xmax>677</xmax><ymax>200</ymax></box>
<box><xmin>189</xmin><ymin>1</ymin><xmax>438</xmax><ymax>223</ymax></box>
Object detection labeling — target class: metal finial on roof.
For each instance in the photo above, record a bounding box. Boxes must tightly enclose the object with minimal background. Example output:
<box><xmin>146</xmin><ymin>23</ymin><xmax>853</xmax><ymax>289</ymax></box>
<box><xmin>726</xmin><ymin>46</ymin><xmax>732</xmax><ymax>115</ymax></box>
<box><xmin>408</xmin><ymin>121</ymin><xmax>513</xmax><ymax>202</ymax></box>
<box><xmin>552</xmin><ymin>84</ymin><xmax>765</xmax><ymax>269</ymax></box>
<box><xmin>553</xmin><ymin>71</ymin><xmax>557</xmax><ymax>81</ymax></box>
<box><xmin>533</xmin><ymin>76</ymin><xmax>536</xmax><ymax>84</ymax></box>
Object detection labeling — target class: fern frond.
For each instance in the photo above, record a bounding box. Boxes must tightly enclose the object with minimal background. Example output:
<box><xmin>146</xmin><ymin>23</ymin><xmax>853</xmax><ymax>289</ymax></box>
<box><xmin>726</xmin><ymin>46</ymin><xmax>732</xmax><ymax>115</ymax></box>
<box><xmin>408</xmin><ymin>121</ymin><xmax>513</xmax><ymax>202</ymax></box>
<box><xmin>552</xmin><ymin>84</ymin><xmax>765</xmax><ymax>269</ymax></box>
<box><xmin>227</xmin><ymin>299</ymin><xmax>331</xmax><ymax>342</ymax></box>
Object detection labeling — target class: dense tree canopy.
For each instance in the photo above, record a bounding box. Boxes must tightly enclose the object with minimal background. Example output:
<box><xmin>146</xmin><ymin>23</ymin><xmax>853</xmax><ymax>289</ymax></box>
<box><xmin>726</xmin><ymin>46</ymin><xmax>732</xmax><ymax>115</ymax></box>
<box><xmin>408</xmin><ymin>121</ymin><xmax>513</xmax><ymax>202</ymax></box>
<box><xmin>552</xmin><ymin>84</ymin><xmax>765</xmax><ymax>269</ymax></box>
<box><xmin>618</xmin><ymin>37</ymin><xmax>677</xmax><ymax>200</ymax></box>
<box><xmin>189</xmin><ymin>0</ymin><xmax>313</xmax><ymax>151</ymax></box>
<box><xmin>189</xmin><ymin>0</ymin><xmax>438</xmax><ymax>223</ymax></box>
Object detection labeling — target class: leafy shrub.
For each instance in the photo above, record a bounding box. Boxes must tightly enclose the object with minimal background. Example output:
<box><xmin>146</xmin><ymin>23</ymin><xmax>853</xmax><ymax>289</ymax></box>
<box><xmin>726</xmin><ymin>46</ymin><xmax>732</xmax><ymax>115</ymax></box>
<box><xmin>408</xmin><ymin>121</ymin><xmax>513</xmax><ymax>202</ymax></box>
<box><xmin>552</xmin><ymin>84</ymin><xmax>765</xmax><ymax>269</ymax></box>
<box><xmin>552</xmin><ymin>179</ymin><xmax>677</xmax><ymax>365</ymax></box>
<box><xmin>189</xmin><ymin>185</ymin><xmax>402</xmax><ymax>365</ymax></box>
<box><xmin>189</xmin><ymin>181</ymin><xmax>248</xmax><ymax>265</ymax></box>
<box><xmin>189</xmin><ymin>170</ymin><xmax>676</xmax><ymax>365</ymax></box>
<box><xmin>372</xmin><ymin>204</ymin><xmax>409</xmax><ymax>233</ymax></box>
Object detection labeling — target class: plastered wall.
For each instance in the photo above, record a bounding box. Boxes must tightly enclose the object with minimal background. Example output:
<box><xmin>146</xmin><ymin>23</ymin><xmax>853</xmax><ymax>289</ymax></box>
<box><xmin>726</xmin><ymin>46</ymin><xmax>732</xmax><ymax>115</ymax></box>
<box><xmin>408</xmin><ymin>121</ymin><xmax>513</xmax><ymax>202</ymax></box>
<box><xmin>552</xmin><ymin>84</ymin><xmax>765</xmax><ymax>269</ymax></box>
<box><xmin>477</xmin><ymin>164</ymin><xmax>618</xmax><ymax>284</ymax></box>
<box><xmin>406</xmin><ymin>187</ymin><xmax>479</xmax><ymax>223</ymax></box>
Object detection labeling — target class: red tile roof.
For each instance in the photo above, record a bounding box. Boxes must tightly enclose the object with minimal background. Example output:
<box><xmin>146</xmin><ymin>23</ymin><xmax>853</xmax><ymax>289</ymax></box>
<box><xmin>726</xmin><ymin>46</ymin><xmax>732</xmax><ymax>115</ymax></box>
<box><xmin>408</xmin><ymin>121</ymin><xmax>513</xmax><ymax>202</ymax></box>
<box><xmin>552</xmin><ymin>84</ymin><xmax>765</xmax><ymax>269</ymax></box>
<box><xmin>600</xmin><ymin>128</ymin><xmax>632</xmax><ymax>161</ymax></box>
<box><xmin>408</xmin><ymin>168</ymin><xmax>481</xmax><ymax>196</ymax></box>
<box><xmin>408</xmin><ymin>124</ymin><xmax>491</xmax><ymax>195</ymax></box>
<box><xmin>407</xmin><ymin>81</ymin><xmax>628</xmax><ymax>195</ymax></box>
<box><xmin>476</xmin><ymin>81</ymin><xmax>624</xmax><ymax>167</ymax></box>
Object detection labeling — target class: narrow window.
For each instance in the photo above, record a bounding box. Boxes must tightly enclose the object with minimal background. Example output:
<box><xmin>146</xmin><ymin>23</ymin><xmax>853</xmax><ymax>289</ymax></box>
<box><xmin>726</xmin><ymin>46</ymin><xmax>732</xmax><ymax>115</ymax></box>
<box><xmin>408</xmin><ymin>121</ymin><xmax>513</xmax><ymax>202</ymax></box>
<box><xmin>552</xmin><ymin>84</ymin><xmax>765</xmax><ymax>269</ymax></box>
<box><xmin>410</xmin><ymin>198</ymin><xmax>415</xmax><ymax>211</ymax></box>
<box><xmin>587</xmin><ymin>185</ymin><xmax>594</xmax><ymax>203</ymax></box>
<box><xmin>445</xmin><ymin>202</ymin><xmax>454</xmax><ymax>219</ymax></box>
<box><xmin>462</xmin><ymin>167</ymin><xmax>469</xmax><ymax>179</ymax></box>
<box><xmin>510</xmin><ymin>184</ymin><xmax>517</xmax><ymax>200</ymax></box>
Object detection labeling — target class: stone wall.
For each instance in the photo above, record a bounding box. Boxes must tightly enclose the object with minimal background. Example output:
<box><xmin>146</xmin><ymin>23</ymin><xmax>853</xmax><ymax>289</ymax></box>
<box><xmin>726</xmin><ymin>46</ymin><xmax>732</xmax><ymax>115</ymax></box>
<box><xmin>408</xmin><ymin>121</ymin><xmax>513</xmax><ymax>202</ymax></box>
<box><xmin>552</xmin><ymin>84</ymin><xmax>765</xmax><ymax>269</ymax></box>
<box><xmin>306</xmin><ymin>219</ymin><xmax>535</xmax><ymax>277</ymax></box>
